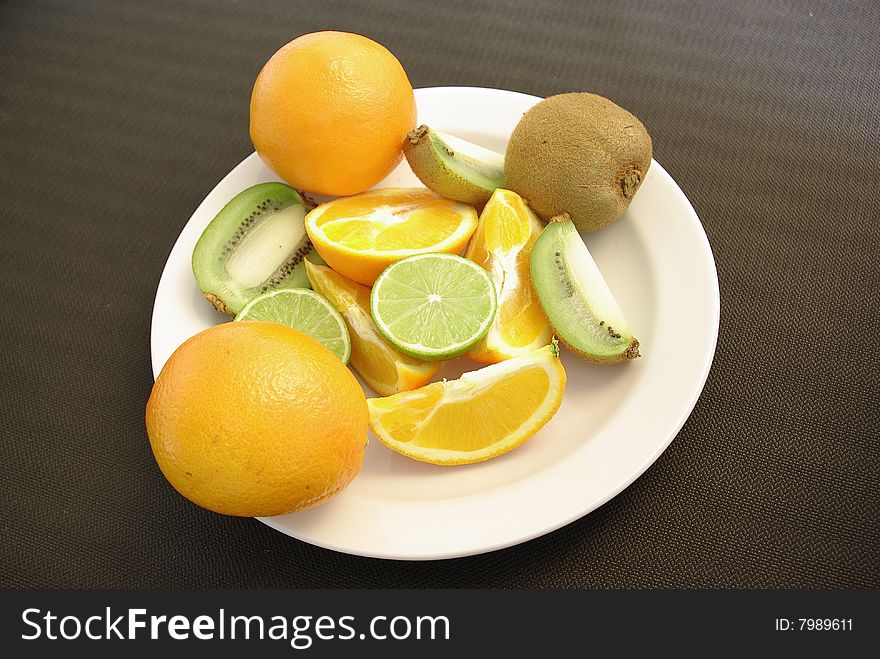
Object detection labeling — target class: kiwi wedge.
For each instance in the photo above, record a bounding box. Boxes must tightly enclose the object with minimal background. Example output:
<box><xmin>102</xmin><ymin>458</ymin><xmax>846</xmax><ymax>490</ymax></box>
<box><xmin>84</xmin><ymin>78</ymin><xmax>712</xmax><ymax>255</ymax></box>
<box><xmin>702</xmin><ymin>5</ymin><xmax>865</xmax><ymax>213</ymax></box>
<box><xmin>530</xmin><ymin>217</ymin><xmax>639</xmax><ymax>363</ymax></box>
<box><xmin>403</xmin><ymin>125</ymin><xmax>504</xmax><ymax>204</ymax></box>
<box><xmin>192</xmin><ymin>182</ymin><xmax>320</xmax><ymax>316</ymax></box>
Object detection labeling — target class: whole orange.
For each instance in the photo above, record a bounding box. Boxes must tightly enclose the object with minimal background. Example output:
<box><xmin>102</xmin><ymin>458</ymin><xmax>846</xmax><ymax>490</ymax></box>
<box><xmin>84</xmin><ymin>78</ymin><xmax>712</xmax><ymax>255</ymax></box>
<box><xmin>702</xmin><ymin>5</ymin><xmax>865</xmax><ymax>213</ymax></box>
<box><xmin>145</xmin><ymin>321</ymin><xmax>368</xmax><ymax>517</ymax></box>
<box><xmin>250</xmin><ymin>31</ymin><xmax>416</xmax><ymax>196</ymax></box>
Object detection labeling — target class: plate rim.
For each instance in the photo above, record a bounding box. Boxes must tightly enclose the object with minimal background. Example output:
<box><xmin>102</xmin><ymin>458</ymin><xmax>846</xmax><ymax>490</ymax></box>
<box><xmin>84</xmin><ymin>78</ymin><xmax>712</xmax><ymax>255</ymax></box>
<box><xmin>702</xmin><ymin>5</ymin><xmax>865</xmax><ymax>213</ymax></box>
<box><xmin>150</xmin><ymin>85</ymin><xmax>720</xmax><ymax>561</ymax></box>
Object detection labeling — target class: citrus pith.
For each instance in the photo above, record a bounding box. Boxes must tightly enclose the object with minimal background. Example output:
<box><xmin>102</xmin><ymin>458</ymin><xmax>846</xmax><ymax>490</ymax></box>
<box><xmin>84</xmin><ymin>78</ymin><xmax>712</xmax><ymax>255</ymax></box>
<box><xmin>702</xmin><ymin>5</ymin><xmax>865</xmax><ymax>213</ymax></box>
<box><xmin>466</xmin><ymin>189</ymin><xmax>552</xmax><ymax>362</ymax></box>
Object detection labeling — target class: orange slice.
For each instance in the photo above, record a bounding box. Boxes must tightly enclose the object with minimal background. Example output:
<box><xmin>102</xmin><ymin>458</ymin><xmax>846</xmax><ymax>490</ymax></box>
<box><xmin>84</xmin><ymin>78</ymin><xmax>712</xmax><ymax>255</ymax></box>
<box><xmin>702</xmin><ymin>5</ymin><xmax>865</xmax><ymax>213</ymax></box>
<box><xmin>304</xmin><ymin>188</ymin><xmax>478</xmax><ymax>285</ymax></box>
<box><xmin>465</xmin><ymin>189</ymin><xmax>552</xmax><ymax>363</ymax></box>
<box><xmin>368</xmin><ymin>343</ymin><xmax>566</xmax><ymax>465</ymax></box>
<box><xmin>304</xmin><ymin>260</ymin><xmax>439</xmax><ymax>396</ymax></box>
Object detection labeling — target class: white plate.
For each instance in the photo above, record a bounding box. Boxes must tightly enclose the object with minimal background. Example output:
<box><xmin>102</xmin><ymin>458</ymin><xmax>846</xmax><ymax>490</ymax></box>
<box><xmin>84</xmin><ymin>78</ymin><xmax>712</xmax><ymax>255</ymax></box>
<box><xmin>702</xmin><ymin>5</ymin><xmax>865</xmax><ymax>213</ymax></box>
<box><xmin>151</xmin><ymin>87</ymin><xmax>719</xmax><ymax>560</ymax></box>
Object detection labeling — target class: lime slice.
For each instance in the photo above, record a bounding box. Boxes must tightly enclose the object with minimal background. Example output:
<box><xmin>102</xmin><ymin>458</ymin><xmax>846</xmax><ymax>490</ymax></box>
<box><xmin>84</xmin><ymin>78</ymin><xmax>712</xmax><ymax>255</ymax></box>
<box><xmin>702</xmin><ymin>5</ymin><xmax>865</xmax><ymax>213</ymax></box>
<box><xmin>234</xmin><ymin>288</ymin><xmax>351</xmax><ymax>363</ymax></box>
<box><xmin>370</xmin><ymin>253</ymin><xmax>497</xmax><ymax>361</ymax></box>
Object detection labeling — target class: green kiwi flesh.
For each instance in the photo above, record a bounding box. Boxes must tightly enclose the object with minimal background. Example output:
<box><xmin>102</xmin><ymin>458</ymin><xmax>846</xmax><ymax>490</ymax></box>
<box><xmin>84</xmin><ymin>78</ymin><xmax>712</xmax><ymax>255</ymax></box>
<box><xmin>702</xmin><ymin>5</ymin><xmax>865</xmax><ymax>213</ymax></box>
<box><xmin>530</xmin><ymin>217</ymin><xmax>639</xmax><ymax>363</ymax></box>
<box><xmin>191</xmin><ymin>182</ymin><xmax>322</xmax><ymax>316</ymax></box>
<box><xmin>404</xmin><ymin>125</ymin><xmax>504</xmax><ymax>204</ymax></box>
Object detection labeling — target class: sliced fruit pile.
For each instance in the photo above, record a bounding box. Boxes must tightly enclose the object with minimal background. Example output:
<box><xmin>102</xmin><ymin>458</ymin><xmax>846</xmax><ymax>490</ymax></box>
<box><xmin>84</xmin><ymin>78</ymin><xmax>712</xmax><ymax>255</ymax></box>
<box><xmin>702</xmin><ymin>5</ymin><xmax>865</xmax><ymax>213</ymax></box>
<box><xmin>305</xmin><ymin>260</ymin><xmax>439</xmax><ymax>396</ymax></box>
<box><xmin>304</xmin><ymin>187</ymin><xmax>477</xmax><ymax>285</ymax></box>
<box><xmin>148</xmin><ymin>30</ymin><xmax>654</xmax><ymax>517</ymax></box>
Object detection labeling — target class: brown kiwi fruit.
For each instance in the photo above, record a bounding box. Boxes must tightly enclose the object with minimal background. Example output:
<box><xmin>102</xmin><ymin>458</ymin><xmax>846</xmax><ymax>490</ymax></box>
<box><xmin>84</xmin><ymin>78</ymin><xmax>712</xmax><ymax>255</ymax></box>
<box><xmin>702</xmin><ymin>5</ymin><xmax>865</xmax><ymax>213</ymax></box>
<box><xmin>504</xmin><ymin>93</ymin><xmax>652</xmax><ymax>232</ymax></box>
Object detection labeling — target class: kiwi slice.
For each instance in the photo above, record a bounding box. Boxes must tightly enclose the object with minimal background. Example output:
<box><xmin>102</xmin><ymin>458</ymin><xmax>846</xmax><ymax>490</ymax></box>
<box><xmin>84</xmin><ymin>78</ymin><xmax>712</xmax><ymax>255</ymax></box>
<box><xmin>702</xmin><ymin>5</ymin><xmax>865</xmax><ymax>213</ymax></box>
<box><xmin>403</xmin><ymin>125</ymin><xmax>504</xmax><ymax>204</ymax></box>
<box><xmin>530</xmin><ymin>217</ymin><xmax>639</xmax><ymax>363</ymax></box>
<box><xmin>192</xmin><ymin>182</ymin><xmax>320</xmax><ymax>316</ymax></box>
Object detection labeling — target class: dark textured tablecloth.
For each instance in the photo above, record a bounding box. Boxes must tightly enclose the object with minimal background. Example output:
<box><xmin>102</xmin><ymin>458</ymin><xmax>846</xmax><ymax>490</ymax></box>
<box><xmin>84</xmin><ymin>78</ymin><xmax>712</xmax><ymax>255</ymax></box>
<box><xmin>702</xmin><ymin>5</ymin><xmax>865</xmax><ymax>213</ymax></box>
<box><xmin>1</xmin><ymin>0</ymin><xmax>877</xmax><ymax>588</ymax></box>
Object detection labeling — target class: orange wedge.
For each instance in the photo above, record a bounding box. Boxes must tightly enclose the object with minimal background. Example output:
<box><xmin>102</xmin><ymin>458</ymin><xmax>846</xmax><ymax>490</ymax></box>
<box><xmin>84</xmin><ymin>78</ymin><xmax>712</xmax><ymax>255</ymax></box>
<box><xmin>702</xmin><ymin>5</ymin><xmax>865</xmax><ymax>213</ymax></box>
<box><xmin>465</xmin><ymin>189</ymin><xmax>552</xmax><ymax>363</ymax></box>
<box><xmin>304</xmin><ymin>188</ymin><xmax>478</xmax><ymax>285</ymax></box>
<box><xmin>368</xmin><ymin>343</ymin><xmax>566</xmax><ymax>465</ymax></box>
<box><xmin>304</xmin><ymin>260</ymin><xmax>439</xmax><ymax>396</ymax></box>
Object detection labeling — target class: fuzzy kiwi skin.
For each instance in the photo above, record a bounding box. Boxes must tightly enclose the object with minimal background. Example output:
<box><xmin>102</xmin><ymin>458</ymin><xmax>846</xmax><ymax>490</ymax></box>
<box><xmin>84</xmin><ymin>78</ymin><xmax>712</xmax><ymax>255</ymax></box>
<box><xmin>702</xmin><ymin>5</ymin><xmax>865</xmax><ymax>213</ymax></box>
<box><xmin>403</xmin><ymin>125</ymin><xmax>504</xmax><ymax>205</ymax></box>
<box><xmin>530</xmin><ymin>216</ymin><xmax>639</xmax><ymax>364</ymax></box>
<box><xmin>505</xmin><ymin>93</ymin><xmax>652</xmax><ymax>233</ymax></box>
<box><xmin>559</xmin><ymin>332</ymin><xmax>640</xmax><ymax>365</ymax></box>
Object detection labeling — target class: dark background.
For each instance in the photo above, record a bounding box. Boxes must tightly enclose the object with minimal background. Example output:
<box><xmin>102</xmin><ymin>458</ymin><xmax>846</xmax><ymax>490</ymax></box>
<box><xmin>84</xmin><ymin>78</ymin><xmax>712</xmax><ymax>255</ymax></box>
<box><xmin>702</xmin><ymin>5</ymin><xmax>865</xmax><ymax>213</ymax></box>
<box><xmin>1</xmin><ymin>0</ymin><xmax>877</xmax><ymax>588</ymax></box>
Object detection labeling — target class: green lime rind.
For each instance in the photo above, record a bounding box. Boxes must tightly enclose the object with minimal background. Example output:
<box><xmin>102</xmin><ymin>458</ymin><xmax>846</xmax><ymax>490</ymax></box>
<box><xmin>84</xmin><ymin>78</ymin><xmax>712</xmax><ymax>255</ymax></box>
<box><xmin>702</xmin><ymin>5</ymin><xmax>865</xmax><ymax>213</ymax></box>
<box><xmin>234</xmin><ymin>288</ymin><xmax>351</xmax><ymax>364</ymax></box>
<box><xmin>370</xmin><ymin>253</ymin><xmax>498</xmax><ymax>361</ymax></box>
